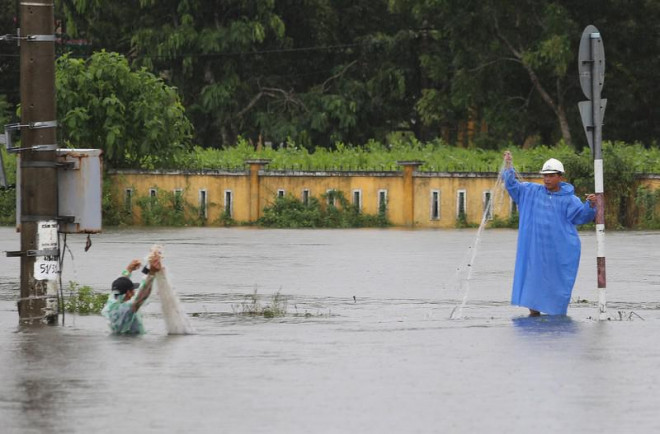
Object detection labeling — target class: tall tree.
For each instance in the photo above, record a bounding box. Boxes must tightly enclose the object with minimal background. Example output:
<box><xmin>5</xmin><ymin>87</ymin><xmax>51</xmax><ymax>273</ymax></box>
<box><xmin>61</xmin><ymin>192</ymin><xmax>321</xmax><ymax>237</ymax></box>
<box><xmin>56</xmin><ymin>0</ymin><xmax>660</xmax><ymax>150</ymax></box>
<box><xmin>128</xmin><ymin>0</ymin><xmax>288</xmax><ymax>147</ymax></box>
<box><xmin>56</xmin><ymin>0</ymin><xmax>135</xmax><ymax>54</ymax></box>
<box><xmin>263</xmin><ymin>0</ymin><xmax>420</xmax><ymax>147</ymax></box>
<box><xmin>391</xmin><ymin>0</ymin><xmax>578</xmax><ymax>147</ymax></box>
<box><xmin>56</xmin><ymin>51</ymin><xmax>193</xmax><ymax>168</ymax></box>
<box><xmin>488</xmin><ymin>1</ymin><xmax>577</xmax><ymax>145</ymax></box>
<box><xmin>58</xmin><ymin>0</ymin><xmax>421</xmax><ymax>149</ymax></box>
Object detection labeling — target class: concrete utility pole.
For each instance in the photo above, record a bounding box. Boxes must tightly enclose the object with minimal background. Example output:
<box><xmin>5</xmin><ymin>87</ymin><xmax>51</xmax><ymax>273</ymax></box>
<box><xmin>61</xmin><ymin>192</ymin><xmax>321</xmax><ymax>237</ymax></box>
<box><xmin>16</xmin><ymin>0</ymin><xmax>59</xmax><ymax>323</ymax></box>
<box><xmin>578</xmin><ymin>25</ymin><xmax>608</xmax><ymax>320</ymax></box>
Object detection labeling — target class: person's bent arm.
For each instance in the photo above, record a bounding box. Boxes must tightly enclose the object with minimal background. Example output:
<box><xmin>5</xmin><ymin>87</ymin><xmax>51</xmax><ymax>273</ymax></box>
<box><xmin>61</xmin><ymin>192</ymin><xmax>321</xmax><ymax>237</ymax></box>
<box><xmin>131</xmin><ymin>258</ymin><xmax>162</xmax><ymax>313</ymax></box>
<box><xmin>131</xmin><ymin>274</ymin><xmax>155</xmax><ymax>313</ymax></box>
<box><xmin>567</xmin><ymin>195</ymin><xmax>597</xmax><ymax>225</ymax></box>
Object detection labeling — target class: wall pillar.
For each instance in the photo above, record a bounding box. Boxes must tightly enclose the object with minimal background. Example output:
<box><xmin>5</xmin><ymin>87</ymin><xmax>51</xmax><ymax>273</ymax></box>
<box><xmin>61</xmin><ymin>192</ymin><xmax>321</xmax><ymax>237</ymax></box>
<box><xmin>245</xmin><ymin>159</ymin><xmax>270</xmax><ymax>222</ymax></box>
<box><xmin>397</xmin><ymin>161</ymin><xmax>424</xmax><ymax>227</ymax></box>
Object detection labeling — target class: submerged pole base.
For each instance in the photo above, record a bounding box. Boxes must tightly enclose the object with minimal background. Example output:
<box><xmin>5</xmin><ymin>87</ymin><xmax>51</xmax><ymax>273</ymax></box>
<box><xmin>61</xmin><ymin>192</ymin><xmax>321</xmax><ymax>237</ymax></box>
<box><xmin>597</xmin><ymin>287</ymin><xmax>608</xmax><ymax>320</ymax></box>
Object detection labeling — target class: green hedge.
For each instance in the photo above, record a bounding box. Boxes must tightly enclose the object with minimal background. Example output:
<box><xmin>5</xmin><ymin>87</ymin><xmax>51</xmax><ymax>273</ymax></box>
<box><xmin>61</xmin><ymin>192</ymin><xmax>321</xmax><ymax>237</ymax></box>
<box><xmin>3</xmin><ymin>139</ymin><xmax>660</xmax><ymax>228</ymax></box>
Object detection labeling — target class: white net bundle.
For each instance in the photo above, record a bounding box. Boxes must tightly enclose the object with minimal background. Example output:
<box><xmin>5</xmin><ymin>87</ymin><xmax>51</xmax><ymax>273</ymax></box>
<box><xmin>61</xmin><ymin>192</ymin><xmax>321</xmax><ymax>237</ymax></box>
<box><xmin>148</xmin><ymin>245</ymin><xmax>195</xmax><ymax>335</ymax></box>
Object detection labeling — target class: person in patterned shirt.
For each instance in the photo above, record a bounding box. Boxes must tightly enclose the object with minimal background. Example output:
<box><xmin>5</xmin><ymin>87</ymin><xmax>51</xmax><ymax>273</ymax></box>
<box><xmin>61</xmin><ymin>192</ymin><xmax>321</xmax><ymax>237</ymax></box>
<box><xmin>102</xmin><ymin>256</ymin><xmax>162</xmax><ymax>334</ymax></box>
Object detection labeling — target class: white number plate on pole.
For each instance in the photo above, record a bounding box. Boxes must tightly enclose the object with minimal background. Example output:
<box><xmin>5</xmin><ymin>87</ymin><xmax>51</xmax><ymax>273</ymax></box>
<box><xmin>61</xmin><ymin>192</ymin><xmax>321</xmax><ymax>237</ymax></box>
<box><xmin>34</xmin><ymin>220</ymin><xmax>59</xmax><ymax>280</ymax></box>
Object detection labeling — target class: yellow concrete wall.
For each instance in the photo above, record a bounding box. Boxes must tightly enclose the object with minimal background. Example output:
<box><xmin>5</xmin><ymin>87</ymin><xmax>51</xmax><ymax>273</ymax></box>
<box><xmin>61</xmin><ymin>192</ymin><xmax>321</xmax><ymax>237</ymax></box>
<box><xmin>633</xmin><ymin>175</ymin><xmax>660</xmax><ymax>221</ymax></box>
<box><xmin>110</xmin><ymin>169</ymin><xmax>660</xmax><ymax>228</ymax></box>
<box><xmin>258</xmin><ymin>173</ymin><xmax>405</xmax><ymax>222</ymax></box>
<box><xmin>110</xmin><ymin>171</ymin><xmax>250</xmax><ymax>223</ymax></box>
<box><xmin>637</xmin><ymin>176</ymin><xmax>660</xmax><ymax>190</ymax></box>
<box><xmin>412</xmin><ymin>175</ymin><xmax>543</xmax><ymax>226</ymax></box>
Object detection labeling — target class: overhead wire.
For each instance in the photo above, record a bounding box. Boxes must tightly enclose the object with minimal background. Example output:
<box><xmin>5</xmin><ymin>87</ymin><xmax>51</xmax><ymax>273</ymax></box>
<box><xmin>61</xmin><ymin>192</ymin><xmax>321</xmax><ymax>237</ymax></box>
<box><xmin>146</xmin><ymin>41</ymin><xmax>365</xmax><ymax>58</ymax></box>
<box><xmin>0</xmin><ymin>39</ymin><xmax>372</xmax><ymax>59</ymax></box>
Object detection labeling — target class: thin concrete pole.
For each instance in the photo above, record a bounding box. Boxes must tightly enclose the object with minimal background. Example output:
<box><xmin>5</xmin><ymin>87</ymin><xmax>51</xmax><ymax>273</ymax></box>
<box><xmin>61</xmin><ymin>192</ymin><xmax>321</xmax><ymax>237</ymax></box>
<box><xmin>590</xmin><ymin>32</ymin><xmax>607</xmax><ymax>320</ymax></box>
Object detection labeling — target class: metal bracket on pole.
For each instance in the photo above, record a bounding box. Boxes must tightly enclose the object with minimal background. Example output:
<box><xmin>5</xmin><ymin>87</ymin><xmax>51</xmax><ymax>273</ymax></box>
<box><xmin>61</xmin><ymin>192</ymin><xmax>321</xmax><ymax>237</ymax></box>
<box><xmin>6</xmin><ymin>248</ymin><xmax>59</xmax><ymax>258</ymax></box>
<box><xmin>0</xmin><ymin>34</ymin><xmax>18</xmax><ymax>43</ymax></box>
<box><xmin>25</xmin><ymin>34</ymin><xmax>57</xmax><ymax>42</ymax></box>
<box><xmin>20</xmin><ymin>160</ymin><xmax>74</xmax><ymax>169</ymax></box>
<box><xmin>7</xmin><ymin>144</ymin><xmax>58</xmax><ymax>153</ymax></box>
<box><xmin>0</xmin><ymin>33</ymin><xmax>56</xmax><ymax>43</ymax></box>
<box><xmin>6</xmin><ymin>121</ymin><xmax>58</xmax><ymax>130</ymax></box>
<box><xmin>26</xmin><ymin>121</ymin><xmax>58</xmax><ymax>129</ymax></box>
<box><xmin>19</xmin><ymin>214</ymin><xmax>74</xmax><ymax>223</ymax></box>
<box><xmin>3</xmin><ymin>122</ymin><xmax>58</xmax><ymax>154</ymax></box>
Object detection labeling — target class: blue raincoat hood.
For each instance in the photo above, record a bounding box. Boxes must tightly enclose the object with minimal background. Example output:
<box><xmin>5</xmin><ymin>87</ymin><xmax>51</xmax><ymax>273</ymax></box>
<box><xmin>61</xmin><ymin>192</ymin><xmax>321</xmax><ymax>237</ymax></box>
<box><xmin>553</xmin><ymin>182</ymin><xmax>575</xmax><ymax>196</ymax></box>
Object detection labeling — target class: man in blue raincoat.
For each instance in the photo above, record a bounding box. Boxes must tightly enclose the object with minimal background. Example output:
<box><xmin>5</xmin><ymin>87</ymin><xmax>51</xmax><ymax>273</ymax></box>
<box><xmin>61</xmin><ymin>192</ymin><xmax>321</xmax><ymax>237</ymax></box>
<box><xmin>503</xmin><ymin>151</ymin><xmax>596</xmax><ymax>316</ymax></box>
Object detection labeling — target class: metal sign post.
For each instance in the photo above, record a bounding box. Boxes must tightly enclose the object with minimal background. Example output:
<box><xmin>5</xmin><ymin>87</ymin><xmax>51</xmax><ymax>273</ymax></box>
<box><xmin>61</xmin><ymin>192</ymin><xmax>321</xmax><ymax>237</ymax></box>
<box><xmin>578</xmin><ymin>25</ymin><xmax>607</xmax><ymax>320</ymax></box>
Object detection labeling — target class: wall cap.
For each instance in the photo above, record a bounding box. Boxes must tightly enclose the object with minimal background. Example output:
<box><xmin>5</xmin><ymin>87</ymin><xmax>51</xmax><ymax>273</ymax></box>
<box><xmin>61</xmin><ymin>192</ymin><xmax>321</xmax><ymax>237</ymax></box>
<box><xmin>245</xmin><ymin>159</ymin><xmax>271</xmax><ymax>165</ymax></box>
<box><xmin>396</xmin><ymin>160</ymin><xmax>425</xmax><ymax>167</ymax></box>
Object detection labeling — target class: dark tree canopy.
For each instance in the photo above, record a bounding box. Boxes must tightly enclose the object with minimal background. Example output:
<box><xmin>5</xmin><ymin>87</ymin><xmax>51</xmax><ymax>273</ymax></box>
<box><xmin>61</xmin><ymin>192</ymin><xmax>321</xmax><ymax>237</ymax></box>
<box><xmin>0</xmin><ymin>0</ymin><xmax>655</xmax><ymax>152</ymax></box>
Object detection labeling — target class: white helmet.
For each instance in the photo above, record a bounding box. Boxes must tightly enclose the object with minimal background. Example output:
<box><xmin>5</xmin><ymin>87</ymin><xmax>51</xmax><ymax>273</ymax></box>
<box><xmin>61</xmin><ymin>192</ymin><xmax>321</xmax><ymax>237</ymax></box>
<box><xmin>539</xmin><ymin>158</ymin><xmax>564</xmax><ymax>174</ymax></box>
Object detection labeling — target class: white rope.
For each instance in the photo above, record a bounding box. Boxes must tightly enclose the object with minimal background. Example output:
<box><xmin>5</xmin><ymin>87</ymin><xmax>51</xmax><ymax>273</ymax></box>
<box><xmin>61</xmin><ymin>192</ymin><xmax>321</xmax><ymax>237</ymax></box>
<box><xmin>449</xmin><ymin>160</ymin><xmax>509</xmax><ymax>319</ymax></box>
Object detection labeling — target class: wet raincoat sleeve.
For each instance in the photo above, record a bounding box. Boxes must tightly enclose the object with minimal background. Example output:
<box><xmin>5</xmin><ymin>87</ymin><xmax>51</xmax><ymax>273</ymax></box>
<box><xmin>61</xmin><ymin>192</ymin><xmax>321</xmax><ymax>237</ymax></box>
<box><xmin>502</xmin><ymin>168</ymin><xmax>531</xmax><ymax>204</ymax></box>
<box><xmin>566</xmin><ymin>196</ymin><xmax>596</xmax><ymax>225</ymax></box>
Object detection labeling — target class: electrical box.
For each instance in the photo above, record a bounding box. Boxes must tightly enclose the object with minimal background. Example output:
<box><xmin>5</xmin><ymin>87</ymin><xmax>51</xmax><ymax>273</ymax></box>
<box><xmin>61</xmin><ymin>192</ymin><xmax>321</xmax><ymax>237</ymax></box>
<box><xmin>56</xmin><ymin>149</ymin><xmax>103</xmax><ymax>233</ymax></box>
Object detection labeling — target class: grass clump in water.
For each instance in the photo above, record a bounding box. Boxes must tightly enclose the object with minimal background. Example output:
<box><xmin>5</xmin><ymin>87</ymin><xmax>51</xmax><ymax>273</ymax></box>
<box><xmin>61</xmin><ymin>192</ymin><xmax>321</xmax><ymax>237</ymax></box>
<box><xmin>64</xmin><ymin>281</ymin><xmax>107</xmax><ymax>314</ymax></box>
<box><xmin>233</xmin><ymin>288</ymin><xmax>288</xmax><ymax>318</ymax></box>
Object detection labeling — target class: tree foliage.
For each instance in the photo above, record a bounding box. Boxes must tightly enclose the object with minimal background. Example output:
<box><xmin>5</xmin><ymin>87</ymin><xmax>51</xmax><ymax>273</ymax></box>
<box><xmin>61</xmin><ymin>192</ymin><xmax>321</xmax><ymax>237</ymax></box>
<box><xmin>23</xmin><ymin>0</ymin><xmax>660</xmax><ymax>151</ymax></box>
<box><xmin>56</xmin><ymin>51</ymin><xmax>193</xmax><ymax>168</ymax></box>
<box><xmin>0</xmin><ymin>0</ymin><xmax>19</xmax><ymax>121</ymax></box>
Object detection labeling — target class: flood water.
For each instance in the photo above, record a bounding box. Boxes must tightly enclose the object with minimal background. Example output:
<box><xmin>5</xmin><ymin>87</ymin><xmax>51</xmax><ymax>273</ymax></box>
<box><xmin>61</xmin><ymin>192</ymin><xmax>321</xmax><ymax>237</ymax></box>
<box><xmin>1</xmin><ymin>226</ymin><xmax>659</xmax><ymax>433</ymax></box>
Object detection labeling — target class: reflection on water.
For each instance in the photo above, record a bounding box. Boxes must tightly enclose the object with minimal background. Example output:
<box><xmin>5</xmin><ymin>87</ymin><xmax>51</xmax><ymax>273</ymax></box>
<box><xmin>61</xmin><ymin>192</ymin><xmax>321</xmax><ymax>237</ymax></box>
<box><xmin>0</xmin><ymin>227</ymin><xmax>659</xmax><ymax>433</ymax></box>
<box><xmin>512</xmin><ymin>315</ymin><xmax>578</xmax><ymax>335</ymax></box>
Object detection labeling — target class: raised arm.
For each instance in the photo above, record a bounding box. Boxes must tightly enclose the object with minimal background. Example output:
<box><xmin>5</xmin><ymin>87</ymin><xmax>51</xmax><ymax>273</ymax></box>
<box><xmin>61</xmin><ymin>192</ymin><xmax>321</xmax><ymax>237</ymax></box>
<box><xmin>503</xmin><ymin>150</ymin><xmax>513</xmax><ymax>169</ymax></box>
<box><xmin>502</xmin><ymin>151</ymin><xmax>523</xmax><ymax>203</ymax></box>
<box><xmin>121</xmin><ymin>259</ymin><xmax>142</xmax><ymax>277</ymax></box>
<box><xmin>131</xmin><ymin>256</ymin><xmax>162</xmax><ymax>313</ymax></box>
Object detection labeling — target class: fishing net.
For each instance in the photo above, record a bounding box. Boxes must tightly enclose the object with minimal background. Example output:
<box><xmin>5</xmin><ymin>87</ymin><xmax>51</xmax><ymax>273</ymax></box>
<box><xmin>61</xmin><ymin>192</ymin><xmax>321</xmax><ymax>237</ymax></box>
<box><xmin>148</xmin><ymin>245</ymin><xmax>195</xmax><ymax>335</ymax></box>
<box><xmin>449</xmin><ymin>159</ymin><xmax>514</xmax><ymax>319</ymax></box>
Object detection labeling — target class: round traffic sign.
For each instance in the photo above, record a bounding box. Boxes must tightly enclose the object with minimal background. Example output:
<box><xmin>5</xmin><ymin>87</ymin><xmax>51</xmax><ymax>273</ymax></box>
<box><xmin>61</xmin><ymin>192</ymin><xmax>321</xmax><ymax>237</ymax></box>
<box><xmin>578</xmin><ymin>25</ymin><xmax>605</xmax><ymax>100</ymax></box>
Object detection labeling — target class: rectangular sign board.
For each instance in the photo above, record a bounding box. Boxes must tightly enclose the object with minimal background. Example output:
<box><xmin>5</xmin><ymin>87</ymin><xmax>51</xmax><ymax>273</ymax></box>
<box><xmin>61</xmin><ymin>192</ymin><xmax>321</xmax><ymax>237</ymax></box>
<box><xmin>34</xmin><ymin>220</ymin><xmax>59</xmax><ymax>280</ymax></box>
